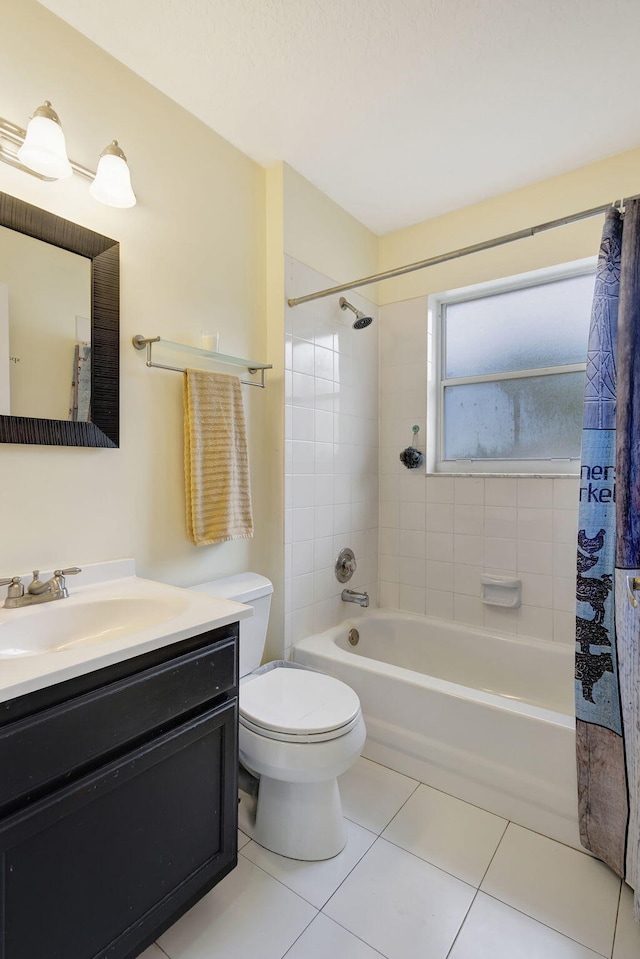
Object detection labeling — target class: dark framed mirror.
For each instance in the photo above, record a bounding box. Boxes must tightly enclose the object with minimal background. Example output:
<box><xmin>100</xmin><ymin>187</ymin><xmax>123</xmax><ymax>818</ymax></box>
<box><xmin>0</xmin><ymin>191</ymin><xmax>119</xmax><ymax>447</ymax></box>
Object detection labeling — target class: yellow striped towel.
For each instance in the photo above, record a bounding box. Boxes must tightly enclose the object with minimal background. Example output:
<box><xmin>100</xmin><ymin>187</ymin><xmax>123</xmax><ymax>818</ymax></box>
<box><xmin>184</xmin><ymin>369</ymin><xmax>254</xmax><ymax>546</ymax></box>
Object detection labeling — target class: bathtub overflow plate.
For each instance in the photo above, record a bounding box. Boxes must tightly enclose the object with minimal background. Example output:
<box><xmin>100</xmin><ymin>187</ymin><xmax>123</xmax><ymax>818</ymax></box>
<box><xmin>348</xmin><ymin>627</ymin><xmax>359</xmax><ymax>646</ymax></box>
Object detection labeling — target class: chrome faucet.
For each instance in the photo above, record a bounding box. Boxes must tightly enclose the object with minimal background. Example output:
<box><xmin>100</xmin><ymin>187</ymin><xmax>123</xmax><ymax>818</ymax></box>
<box><xmin>341</xmin><ymin>588</ymin><xmax>369</xmax><ymax>608</ymax></box>
<box><xmin>1</xmin><ymin>568</ymin><xmax>82</xmax><ymax>609</ymax></box>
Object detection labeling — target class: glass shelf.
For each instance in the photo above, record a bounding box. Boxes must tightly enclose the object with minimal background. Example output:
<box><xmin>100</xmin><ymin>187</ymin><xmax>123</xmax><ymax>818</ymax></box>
<box><xmin>132</xmin><ymin>334</ymin><xmax>272</xmax><ymax>388</ymax></box>
<box><xmin>156</xmin><ymin>337</ymin><xmax>272</xmax><ymax>371</ymax></box>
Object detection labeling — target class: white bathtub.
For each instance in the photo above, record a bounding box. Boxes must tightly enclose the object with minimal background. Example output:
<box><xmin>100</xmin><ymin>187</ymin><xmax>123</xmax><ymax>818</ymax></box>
<box><xmin>293</xmin><ymin>608</ymin><xmax>580</xmax><ymax>849</ymax></box>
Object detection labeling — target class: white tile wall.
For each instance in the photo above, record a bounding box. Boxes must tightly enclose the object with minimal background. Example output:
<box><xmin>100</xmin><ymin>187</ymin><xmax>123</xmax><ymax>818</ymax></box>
<box><xmin>284</xmin><ymin>258</ymin><xmax>379</xmax><ymax>656</ymax></box>
<box><xmin>379</xmin><ymin>297</ymin><xmax>579</xmax><ymax>645</ymax></box>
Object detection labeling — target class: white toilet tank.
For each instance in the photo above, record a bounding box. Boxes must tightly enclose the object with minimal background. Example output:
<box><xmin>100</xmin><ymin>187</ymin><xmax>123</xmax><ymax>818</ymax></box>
<box><xmin>189</xmin><ymin>573</ymin><xmax>273</xmax><ymax>678</ymax></box>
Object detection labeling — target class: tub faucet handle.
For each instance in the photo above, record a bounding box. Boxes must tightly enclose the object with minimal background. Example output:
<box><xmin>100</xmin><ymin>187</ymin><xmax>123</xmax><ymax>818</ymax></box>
<box><xmin>335</xmin><ymin>548</ymin><xmax>357</xmax><ymax>583</ymax></box>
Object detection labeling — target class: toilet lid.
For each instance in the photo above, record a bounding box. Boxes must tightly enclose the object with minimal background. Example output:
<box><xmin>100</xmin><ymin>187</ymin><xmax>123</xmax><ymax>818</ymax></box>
<box><xmin>239</xmin><ymin>666</ymin><xmax>361</xmax><ymax>736</ymax></box>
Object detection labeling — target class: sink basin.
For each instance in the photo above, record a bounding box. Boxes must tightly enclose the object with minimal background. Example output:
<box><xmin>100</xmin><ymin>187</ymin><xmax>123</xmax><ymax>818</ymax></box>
<box><xmin>0</xmin><ymin>596</ymin><xmax>189</xmax><ymax>658</ymax></box>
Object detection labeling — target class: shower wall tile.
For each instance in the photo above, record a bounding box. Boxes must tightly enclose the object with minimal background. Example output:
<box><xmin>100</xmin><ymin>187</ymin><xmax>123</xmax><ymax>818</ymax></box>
<box><xmin>553</xmin><ymin>509</ymin><xmax>577</xmax><ymax>544</ymax></box>
<box><xmin>379</xmin><ymin>580</ymin><xmax>400</xmax><ymax>608</ymax></box>
<box><xmin>518</xmin><ymin>507</ymin><xmax>553</xmax><ymax>543</ymax></box>
<box><xmin>454</xmin><ymin>594</ymin><xmax>485</xmax><ymax>627</ymax></box>
<box><xmin>455</xmin><ymin>477</ymin><xmax>485</xmax><ymax>505</ymax></box>
<box><xmin>553</xmin><ymin>477</ymin><xmax>581</xmax><ymax>509</ymax></box>
<box><xmin>519</xmin><ymin>572</ymin><xmax>554</xmax><ymax>609</ymax></box>
<box><xmin>485</xmin><ymin>506</ymin><xmax>517</xmax><ymax>540</ymax></box>
<box><xmin>426</xmin><ymin>477</ymin><xmax>454</xmax><ymax>503</ymax></box>
<box><xmin>426</xmin><ymin>503</ymin><xmax>454</xmax><ymax>533</ymax></box>
<box><xmin>379</xmin><ymin>297</ymin><xmax>582</xmax><ymax>645</ymax></box>
<box><xmin>485</xmin><ymin>478</ymin><xmax>518</xmax><ymax>507</ymax></box>
<box><xmin>399</xmin><ymin>584</ymin><xmax>426</xmax><ymax>615</ymax></box>
<box><xmin>426</xmin><ymin>532</ymin><xmax>454</xmax><ymax>563</ymax></box>
<box><xmin>518</xmin><ymin>605</ymin><xmax>553</xmax><ymax>640</ymax></box>
<box><xmin>292</xmin><ymin>540</ymin><xmax>314</xmax><ymax>576</ymax></box>
<box><xmin>518</xmin><ymin>478</ymin><xmax>554</xmax><ymax>509</ymax></box>
<box><xmin>425</xmin><ymin>588</ymin><xmax>454</xmax><ymax>620</ymax></box>
<box><xmin>284</xmin><ymin>257</ymin><xmax>379</xmax><ymax>656</ymax></box>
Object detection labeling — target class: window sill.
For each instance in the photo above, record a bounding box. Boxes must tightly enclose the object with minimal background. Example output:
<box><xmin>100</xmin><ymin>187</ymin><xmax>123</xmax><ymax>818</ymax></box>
<box><xmin>425</xmin><ymin>472</ymin><xmax>579</xmax><ymax>479</ymax></box>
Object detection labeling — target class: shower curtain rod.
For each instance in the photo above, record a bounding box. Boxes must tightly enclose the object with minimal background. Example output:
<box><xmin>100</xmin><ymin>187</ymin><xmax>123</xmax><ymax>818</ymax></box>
<box><xmin>287</xmin><ymin>193</ymin><xmax>640</xmax><ymax>307</ymax></box>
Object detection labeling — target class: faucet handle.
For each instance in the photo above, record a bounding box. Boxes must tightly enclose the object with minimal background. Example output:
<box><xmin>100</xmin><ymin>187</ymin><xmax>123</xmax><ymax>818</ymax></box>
<box><xmin>54</xmin><ymin>567</ymin><xmax>82</xmax><ymax>577</ymax></box>
<box><xmin>0</xmin><ymin>576</ymin><xmax>24</xmax><ymax>598</ymax></box>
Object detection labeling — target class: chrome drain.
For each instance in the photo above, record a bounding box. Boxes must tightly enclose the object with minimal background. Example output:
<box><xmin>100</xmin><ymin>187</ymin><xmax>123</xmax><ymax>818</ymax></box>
<box><xmin>348</xmin><ymin>627</ymin><xmax>359</xmax><ymax>646</ymax></box>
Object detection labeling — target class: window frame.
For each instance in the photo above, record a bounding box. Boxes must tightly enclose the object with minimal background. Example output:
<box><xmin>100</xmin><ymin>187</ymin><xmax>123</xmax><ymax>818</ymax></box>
<box><xmin>427</xmin><ymin>257</ymin><xmax>597</xmax><ymax>476</ymax></box>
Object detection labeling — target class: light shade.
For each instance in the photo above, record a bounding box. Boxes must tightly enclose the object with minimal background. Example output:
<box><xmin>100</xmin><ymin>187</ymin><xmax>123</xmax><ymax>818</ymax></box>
<box><xmin>17</xmin><ymin>102</ymin><xmax>72</xmax><ymax>179</ymax></box>
<box><xmin>89</xmin><ymin>141</ymin><xmax>136</xmax><ymax>208</ymax></box>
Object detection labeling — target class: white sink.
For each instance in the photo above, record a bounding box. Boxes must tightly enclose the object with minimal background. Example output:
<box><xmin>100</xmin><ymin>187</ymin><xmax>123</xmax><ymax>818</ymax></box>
<box><xmin>0</xmin><ymin>595</ymin><xmax>189</xmax><ymax>658</ymax></box>
<box><xmin>0</xmin><ymin>560</ymin><xmax>252</xmax><ymax>705</ymax></box>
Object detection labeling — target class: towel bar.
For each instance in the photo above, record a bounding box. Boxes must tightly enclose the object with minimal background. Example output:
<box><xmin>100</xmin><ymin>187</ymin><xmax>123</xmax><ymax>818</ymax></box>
<box><xmin>132</xmin><ymin>334</ymin><xmax>272</xmax><ymax>388</ymax></box>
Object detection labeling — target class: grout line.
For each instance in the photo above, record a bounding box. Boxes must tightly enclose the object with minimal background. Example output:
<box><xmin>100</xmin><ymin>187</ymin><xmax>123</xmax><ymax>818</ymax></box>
<box><xmin>609</xmin><ymin>881</ymin><xmax>624</xmax><ymax>959</ymax></box>
<box><xmin>152</xmin><ymin>944</ymin><xmax>172</xmax><ymax>958</ymax></box>
<box><xmin>477</xmin><ymin>817</ymin><xmax>509</xmax><ymax>887</ymax></box>
<box><xmin>372</xmin><ymin>833</ymin><xmax>479</xmax><ymax>896</ymax></box>
<box><xmin>279</xmin><ymin>910</ymin><xmax>321</xmax><ymax>959</ymax></box>
<box><xmin>479</xmin><ymin>889</ymin><xmax>613</xmax><ymax>958</ymax></box>
<box><xmin>375</xmin><ymin>779</ymin><xmax>421</xmax><ymax>834</ymax></box>
<box><xmin>238</xmin><ymin>826</ymin><xmax>376</xmax><ymax>912</ymax></box>
<box><xmin>317</xmin><ymin>902</ymin><xmax>393</xmax><ymax>959</ymax></box>
<box><xmin>443</xmin><ymin>888</ymin><xmax>480</xmax><ymax>959</ymax></box>
<box><xmin>237</xmin><ymin>844</ymin><xmax>322</xmax><ymax>913</ymax></box>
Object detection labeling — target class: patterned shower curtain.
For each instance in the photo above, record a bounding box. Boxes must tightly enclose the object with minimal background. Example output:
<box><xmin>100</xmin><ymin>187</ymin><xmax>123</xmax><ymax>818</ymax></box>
<box><xmin>576</xmin><ymin>200</ymin><xmax>640</xmax><ymax>919</ymax></box>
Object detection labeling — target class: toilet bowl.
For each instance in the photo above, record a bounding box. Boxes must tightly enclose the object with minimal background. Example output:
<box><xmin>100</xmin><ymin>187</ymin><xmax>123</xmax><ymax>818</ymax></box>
<box><xmin>190</xmin><ymin>574</ymin><xmax>366</xmax><ymax>861</ymax></box>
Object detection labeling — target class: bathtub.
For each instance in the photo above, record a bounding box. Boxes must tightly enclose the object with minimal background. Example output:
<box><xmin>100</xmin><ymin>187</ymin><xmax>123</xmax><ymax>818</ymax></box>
<box><xmin>293</xmin><ymin>608</ymin><xmax>580</xmax><ymax>849</ymax></box>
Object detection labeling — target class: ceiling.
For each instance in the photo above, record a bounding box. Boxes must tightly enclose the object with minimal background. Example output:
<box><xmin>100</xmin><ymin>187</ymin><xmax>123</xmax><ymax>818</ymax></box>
<box><xmin>37</xmin><ymin>0</ymin><xmax>640</xmax><ymax>235</ymax></box>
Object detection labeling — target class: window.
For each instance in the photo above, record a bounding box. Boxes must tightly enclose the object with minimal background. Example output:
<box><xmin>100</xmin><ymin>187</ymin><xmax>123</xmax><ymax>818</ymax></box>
<box><xmin>429</xmin><ymin>260</ymin><xmax>596</xmax><ymax>474</ymax></box>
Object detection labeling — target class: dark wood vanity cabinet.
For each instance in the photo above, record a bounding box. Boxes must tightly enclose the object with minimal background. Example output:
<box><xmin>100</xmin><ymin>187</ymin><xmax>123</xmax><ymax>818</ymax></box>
<box><xmin>0</xmin><ymin>623</ymin><xmax>240</xmax><ymax>959</ymax></box>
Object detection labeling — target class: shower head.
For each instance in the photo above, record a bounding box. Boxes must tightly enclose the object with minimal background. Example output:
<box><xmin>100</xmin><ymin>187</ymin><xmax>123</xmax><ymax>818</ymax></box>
<box><xmin>339</xmin><ymin>296</ymin><xmax>373</xmax><ymax>329</ymax></box>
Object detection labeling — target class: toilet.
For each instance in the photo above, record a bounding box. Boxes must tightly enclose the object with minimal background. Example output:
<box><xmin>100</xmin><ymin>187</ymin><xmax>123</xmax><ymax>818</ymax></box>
<box><xmin>190</xmin><ymin>573</ymin><xmax>366</xmax><ymax>861</ymax></box>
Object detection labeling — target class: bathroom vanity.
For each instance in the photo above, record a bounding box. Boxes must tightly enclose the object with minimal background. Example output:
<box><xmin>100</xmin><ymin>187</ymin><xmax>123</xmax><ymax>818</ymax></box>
<box><xmin>0</xmin><ymin>561</ymin><xmax>251</xmax><ymax>959</ymax></box>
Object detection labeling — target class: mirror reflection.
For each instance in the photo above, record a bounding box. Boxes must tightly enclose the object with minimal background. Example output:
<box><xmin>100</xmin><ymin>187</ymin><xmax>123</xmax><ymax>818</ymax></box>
<box><xmin>0</xmin><ymin>226</ymin><xmax>91</xmax><ymax>421</ymax></box>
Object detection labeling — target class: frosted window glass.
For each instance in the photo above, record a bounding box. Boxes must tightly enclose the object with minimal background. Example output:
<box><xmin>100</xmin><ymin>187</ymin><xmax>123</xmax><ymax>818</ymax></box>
<box><xmin>444</xmin><ymin>274</ymin><xmax>594</xmax><ymax>378</ymax></box>
<box><xmin>443</xmin><ymin>372</ymin><xmax>585</xmax><ymax>460</ymax></box>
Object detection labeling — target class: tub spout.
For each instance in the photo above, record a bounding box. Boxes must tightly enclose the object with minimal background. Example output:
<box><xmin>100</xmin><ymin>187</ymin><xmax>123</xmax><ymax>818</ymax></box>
<box><xmin>341</xmin><ymin>588</ymin><xmax>369</xmax><ymax>608</ymax></box>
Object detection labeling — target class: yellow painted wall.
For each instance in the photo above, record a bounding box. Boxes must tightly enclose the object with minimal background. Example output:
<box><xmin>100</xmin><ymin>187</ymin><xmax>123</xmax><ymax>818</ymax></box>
<box><xmin>282</xmin><ymin>164</ymin><xmax>379</xmax><ymax>296</ymax></box>
<box><xmin>0</xmin><ymin>0</ymin><xmax>270</xmax><ymax>590</ymax></box>
<box><xmin>378</xmin><ymin>147</ymin><xmax>640</xmax><ymax>304</ymax></box>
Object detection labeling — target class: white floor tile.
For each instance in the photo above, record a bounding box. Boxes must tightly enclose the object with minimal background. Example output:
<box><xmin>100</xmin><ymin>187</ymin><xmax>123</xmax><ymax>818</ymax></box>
<box><xmin>449</xmin><ymin>892</ymin><xmax>605</xmax><ymax>959</ymax></box>
<box><xmin>613</xmin><ymin>884</ymin><xmax>640</xmax><ymax>959</ymax></box>
<box><xmin>338</xmin><ymin>756</ymin><xmax>418</xmax><ymax>834</ymax></box>
<box><xmin>158</xmin><ymin>856</ymin><xmax>316</xmax><ymax>959</ymax></box>
<box><xmin>237</xmin><ymin>829</ymin><xmax>251</xmax><ymax>851</ymax></box>
<box><xmin>382</xmin><ymin>784</ymin><xmax>507</xmax><ymax>887</ymax></box>
<box><xmin>323</xmin><ymin>838</ymin><xmax>475</xmax><ymax>959</ymax></box>
<box><xmin>241</xmin><ymin>818</ymin><xmax>377</xmax><ymax>908</ymax></box>
<box><xmin>138</xmin><ymin>947</ymin><xmax>167</xmax><ymax>959</ymax></box>
<box><xmin>481</xmin><ymin>824</ymin><xmax>621</xmax><ymax>957</ymax></box>
<box><xmin>283</xmin><ymin>913</ymin><xmax>385</xmax><ymax>958</ymax></box>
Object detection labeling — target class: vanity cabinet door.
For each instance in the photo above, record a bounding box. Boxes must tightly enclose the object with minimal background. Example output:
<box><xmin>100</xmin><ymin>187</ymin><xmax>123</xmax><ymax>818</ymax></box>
<box><xmin>0</xmin><ymin>699</ymin><xmax>238</xmax><ymax>959</ymax></box>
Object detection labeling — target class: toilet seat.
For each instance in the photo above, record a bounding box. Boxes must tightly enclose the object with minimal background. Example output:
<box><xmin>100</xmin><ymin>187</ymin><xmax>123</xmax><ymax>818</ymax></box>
<box><xmin>239</xmin><ymin>665</ymin><xmax>361</xmax><ymax>744</ymax></box>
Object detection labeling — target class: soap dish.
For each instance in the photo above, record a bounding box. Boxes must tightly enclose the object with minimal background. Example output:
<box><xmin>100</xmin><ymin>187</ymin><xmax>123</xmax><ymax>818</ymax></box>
<box><xmin>481</xmin><ymin>575</ymin><xmax>521</xmax><ymax>608</ymax></box>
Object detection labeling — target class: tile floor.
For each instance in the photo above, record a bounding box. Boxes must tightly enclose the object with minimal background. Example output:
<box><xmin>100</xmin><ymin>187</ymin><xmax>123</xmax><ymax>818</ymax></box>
<box><xmin>140</xmin><ymin>757</ymin><xmax>639</xmax><ymax>959</ymax></box>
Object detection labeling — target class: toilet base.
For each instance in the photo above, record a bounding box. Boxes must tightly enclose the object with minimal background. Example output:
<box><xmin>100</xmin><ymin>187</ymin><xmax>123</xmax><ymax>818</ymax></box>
<box><xmin>240</xmin><ymin>776</ymin><xmax>347</xmax><ymax>861</ymax></box>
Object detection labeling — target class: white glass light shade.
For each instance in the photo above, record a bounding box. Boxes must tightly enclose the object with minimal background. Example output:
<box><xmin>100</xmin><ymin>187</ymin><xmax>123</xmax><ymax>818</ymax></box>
<box><xmin>89</xmin><ymin>148</ymin><xmax>136</xmax><ymax>208</ymax></box>
<box><xmin>17</xmin><ymin>114</ymin><xmax>72</xmax><ymax>179</ymax></box>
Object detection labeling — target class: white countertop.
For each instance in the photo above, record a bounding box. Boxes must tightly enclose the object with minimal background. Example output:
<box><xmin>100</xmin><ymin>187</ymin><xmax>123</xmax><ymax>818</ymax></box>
<box><xmin>0</xmin><ymin>560</ymin><xmax>252</xmax><ymax>704</ymax></box>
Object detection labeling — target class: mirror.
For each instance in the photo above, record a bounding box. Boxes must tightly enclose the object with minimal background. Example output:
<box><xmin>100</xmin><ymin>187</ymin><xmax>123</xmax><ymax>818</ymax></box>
<box><xmin>0</xmin><ymin>192</ymin><xmax>119</xmax><ymax>447</ymax></box>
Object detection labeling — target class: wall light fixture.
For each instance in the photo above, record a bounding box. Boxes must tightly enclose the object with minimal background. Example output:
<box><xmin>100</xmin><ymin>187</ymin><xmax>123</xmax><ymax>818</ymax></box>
<box><xmin>0</xmin><ymin>101</ymin><xmax>136</xmax><ymax>209</ymax></box>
